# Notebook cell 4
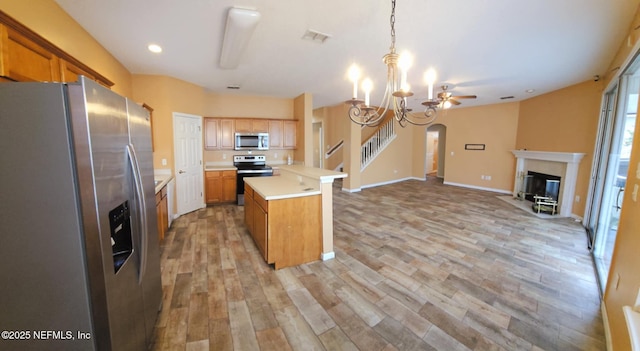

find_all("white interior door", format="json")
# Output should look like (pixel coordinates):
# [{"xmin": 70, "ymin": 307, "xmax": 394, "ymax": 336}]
[{"xmin": 173, "ymin": 112, "xmax": 204, "ymax": 216}]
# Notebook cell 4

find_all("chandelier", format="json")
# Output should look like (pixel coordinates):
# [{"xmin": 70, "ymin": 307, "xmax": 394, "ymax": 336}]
[{"xmin": 345, "ymin": 0, "xmax": 443, "ymax": 127}]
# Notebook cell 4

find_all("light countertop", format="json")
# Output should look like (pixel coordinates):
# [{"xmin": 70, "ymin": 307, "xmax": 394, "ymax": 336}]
[
  {"xmin": 276, "ymin": 165, "xmax": 347, "ymax": 182},
  {"xmin": 244, "ymin": 176, "xmax": 321, "ymax": 201},
  {"xmin": 154, "ymin": 174, "xmax": 173, "ymax": 194}
]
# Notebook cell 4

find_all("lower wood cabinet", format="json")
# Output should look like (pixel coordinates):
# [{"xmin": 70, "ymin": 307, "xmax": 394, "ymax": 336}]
[
  {"xmin": 155, "ymin": 185, "xmax": 168, "ymax": 242},
  {"xmin": 244, "ymin": 183, "xmax": 321, "ymax": 269},
  {"xmin": 205, "ymin": 170, "xmax": 237, "ymax": 204}
]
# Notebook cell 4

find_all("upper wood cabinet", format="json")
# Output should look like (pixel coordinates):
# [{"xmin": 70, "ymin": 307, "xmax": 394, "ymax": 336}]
[
  {"xmin": 220, "ymin": 119, "xmax": 235, "ymax": 149},
  {"xmin": 0, "ymin": 11, "xmax": 113, "ymax": 87},
  {"xmin": 143, "ymin": 104, "xmax": 155, "ymax": 151},
  {"xmin": 235, "ymin": 119, "xmax": 269, "ymax": 133},
  {"xmin": 283, "ymin": 120, "xmax": 297, "ymax": 149},
  {"xmin": 204, "ymin": 118, "xmax": 219, "ymax": 150},
  {"xmin": 204, "ymin": 118, "xmax": 235, "ymax": 150},
  {"xmin": 268, "ymin": 120, "xmax": 283, "ymax": 148},
  {"xmin": 203, "ymin": 117, "xmax": 297, "ymax": 150},
  {"xmin": 1, "ymin": 25, "xmax": 61, "ymax": 82}
]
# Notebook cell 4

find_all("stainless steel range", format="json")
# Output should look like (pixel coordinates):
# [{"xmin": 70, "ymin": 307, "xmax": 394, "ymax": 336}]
[{"xmin": 234, "ymin": 155, "xmax": 273, "ymax": 205}]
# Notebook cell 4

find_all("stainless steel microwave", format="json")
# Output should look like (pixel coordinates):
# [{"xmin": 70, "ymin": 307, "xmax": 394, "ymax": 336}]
[{"xmin": 235, "ymin": 132, "xmax": 269, "ymax": 150}]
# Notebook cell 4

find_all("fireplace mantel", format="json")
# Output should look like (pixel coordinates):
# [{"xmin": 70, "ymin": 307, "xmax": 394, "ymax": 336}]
[
  {"xmin": 511, "ymin": 150, "xmax": 585, "ymax": 164},
  {"xmin": 511, "ymin": 150, "xmax": 586, "ymax": 217}
]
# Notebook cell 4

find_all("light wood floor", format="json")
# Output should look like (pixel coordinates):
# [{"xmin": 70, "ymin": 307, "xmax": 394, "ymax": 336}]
[{"xmin": 151, "ymin": 177, "xmax": 604, "ymax": 351}]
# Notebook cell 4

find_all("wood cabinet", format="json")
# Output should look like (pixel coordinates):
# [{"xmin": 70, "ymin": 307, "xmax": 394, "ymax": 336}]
[
  {"xmin": 204, "ymin": 118, "xmax": 219, "ymax": 150},
  {"xmin": 143, "ymin": 104, "xmax": 155, "ymax": 151},
  {"xmin": 244, "ymin": 183, "xmax": 321, "ymax": 269},
  {"xmin": 204, "ymin": 118, "xmax": 235, "ymax": 150},
  {"xmin": 235, "ymin": 119, "xmax": 269, "ymax": 133},
  {"xmin": 203, "ymin": 117, "xmax": 297, "ymax": 150},
  {"xmin": 155, "ymin": 185, "xmax": 168, "ymax": 242},
  {"xmin": 268, "ymin": 120, "xmax": 283, "ymax": 149},
  {"xmin": 0, "ymin": 11, "xmax": 113, "ymax": 87},
  {"xmin": 244, "ymin": 183, "xmax": 254, "ymax": 235},
  {"xmin": 205, "ymin": 170, "xmax": 237, "ymax": 204},
  {"xmin": 220, "ymin": 119, "xmax": 235, "ymax": 149},
  {"xmin": 283, "ymin": 120, "xmax": 297, "ymax": 149}
]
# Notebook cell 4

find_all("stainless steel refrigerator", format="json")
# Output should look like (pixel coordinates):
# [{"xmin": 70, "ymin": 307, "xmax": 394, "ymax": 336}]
[{"xmin": 0, "ymin": 77, "xmax": 162, "ymax": 351}]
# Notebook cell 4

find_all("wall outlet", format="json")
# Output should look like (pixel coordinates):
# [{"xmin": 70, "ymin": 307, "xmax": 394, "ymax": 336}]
[
  {"xmin": 161, "ymin": 158, "xmax": 167, "ymax": 166},
  {"xmin": 481, "ymin": 175, "xmax": 485, "ymax": 180},
  {"xmin": 223, "ymin": 154, "xmax": 227, "ymax": 160},
  {"xmin": 274, "ymin": 153, "xmax": 278, "ymax": 158},
  {"xmin": 575, "ymin": 195, "xmax": 580, "ymax": 203},
  {"xmin": 486, "ymin": 175, "xmax": 491, "ymax": 180}
]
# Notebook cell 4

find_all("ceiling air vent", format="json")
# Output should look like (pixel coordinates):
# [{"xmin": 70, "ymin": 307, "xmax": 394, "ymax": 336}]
[
  {"xmin": 227, "ymin": 85, "xmax": 240, "ymax": 90},
  {"xmin": 302, "ymin": 29, "xmax": 331, "ymax": 43},
  {"xmin": 500, "ymin": 96, "xmax": 515, "ymax": 100}
]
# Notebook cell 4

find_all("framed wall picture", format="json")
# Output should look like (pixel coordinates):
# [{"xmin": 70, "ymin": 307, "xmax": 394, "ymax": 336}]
[{"xmin": 465, "ymin": 143, "xmax": 485, "ymax": 150}]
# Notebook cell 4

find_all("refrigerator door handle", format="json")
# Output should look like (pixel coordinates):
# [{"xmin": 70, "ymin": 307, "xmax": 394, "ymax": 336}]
[{"xmin": 126, "ymin": 144, "xmax": 148, "ymax": 284}]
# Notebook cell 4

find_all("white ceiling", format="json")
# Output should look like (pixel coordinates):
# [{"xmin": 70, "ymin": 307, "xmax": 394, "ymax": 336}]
[{"xmin": 55, "ymin": 0, "xmax": 639, "ymax": 111}]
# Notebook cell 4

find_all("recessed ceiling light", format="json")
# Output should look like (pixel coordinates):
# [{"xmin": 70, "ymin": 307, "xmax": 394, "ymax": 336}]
[
  {"xmin": 525, "ymin": 89, "xmax": 535, "ymax": 93},
  {"xmin": 148, "ymin": 44, "xmax": 162, "ymax": 53}
]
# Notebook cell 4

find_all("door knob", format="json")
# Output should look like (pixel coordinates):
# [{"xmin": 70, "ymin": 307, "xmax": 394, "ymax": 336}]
[{"xmin": 178, "ymin": 170, "xmax": 186, "ymax": 174}]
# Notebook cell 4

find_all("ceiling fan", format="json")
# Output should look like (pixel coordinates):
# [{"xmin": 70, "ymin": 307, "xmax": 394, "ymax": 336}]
[{"xmin": 436, "ymin": 85, "xmax": 477, "ymax": 107}]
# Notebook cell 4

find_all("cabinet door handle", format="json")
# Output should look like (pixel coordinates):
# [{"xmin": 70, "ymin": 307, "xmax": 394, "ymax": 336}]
[{"xmin": 178, "ymin": 170, "xmax": 186, "ymax": 174}]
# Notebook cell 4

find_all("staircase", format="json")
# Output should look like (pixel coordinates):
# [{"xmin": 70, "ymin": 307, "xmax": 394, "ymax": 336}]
[{"xmin": 361, "ymin": 118, "xmax": 396, "ymax": 170}]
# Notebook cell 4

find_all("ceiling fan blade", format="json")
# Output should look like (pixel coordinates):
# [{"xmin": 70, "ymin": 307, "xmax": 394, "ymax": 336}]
[
  {"xmin": 438, "ymin": 92, "xmax": 452, "ymax": 99},
  {"xmin": 449, "ymin": 99, "xmax": 461, "ymax": 105},
  {"xmin": 453, "ymin": 95, "xmax": 477, "ymax": 99}
]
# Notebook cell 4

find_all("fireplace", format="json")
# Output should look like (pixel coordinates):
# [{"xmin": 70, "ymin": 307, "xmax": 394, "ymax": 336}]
[
  {"xmin": 522, "ymin": 171, "xmax": 561, "ymax": 202},
  {"xmin": 511, "ymin": 150, "xmax": 586, "ymax": 217}
]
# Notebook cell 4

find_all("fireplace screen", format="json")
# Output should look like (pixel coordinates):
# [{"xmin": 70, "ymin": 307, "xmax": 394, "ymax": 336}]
[{"xmin": 522, "ymin": 171, "xmax": 561, "ymax": 202}]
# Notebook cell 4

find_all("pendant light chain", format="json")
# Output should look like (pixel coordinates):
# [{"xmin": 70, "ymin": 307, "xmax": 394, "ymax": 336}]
[
  {"xmin": 345, "ymin": 0, "xmax": 441, "ymax": 127},
  {"xmin": 390, "ymin": 0, "xmax": 396, "ymax": 53}
]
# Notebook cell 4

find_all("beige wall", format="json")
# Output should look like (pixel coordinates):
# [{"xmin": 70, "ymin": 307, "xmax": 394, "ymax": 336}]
[
  {"xmin": 516, "ymin": 81, "xmax": 602, "ymax": 217},
  {"xmin": 440, "ymin": 103, "xmax": 520, "ymax": 192},
  {"xmin": 313, "ymin": 104, "xmax": 349, "ymax": 171},
  {"xmin": 131, "ymin": 75, "xmax": 206, "ymax": 170},
  {"xmin": 0, "ymin": 0, "xmax": 133, "ymax": 97},
  {"xmin": 294, "ymin": 93, "xmax": 312, "ymax": 165},
  {"xmin": 204, "ymin": 94, "xmax": 293, "ymax": 118},
  {"xmin": 361, "ymin": 122, "xmax": 416, "ymax": 185}
]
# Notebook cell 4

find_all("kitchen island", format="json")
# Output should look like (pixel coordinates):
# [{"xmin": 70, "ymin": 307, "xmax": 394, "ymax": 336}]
[{"xmin": 244, "ymin": 165, "xmax": 347, "ymax": 269}]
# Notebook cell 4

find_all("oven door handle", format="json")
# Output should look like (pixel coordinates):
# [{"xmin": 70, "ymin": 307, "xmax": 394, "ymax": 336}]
[{"xmin": 237, "ymin": 169, "xmax": 272, "ymax": 174}]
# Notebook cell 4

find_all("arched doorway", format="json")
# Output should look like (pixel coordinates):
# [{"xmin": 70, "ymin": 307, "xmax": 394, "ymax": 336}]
[{"xmin": 426, "ymin": 124, "xmax": 446, "ymax": 178}]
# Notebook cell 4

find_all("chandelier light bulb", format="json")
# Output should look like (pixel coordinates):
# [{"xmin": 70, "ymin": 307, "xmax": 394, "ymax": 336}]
[
  {"xmin": 398, "ymin": 52, "xmax": 412, "ymax": 92},
  {"xmin": 362, "ymin": 78, "xmax": 373, "ymax": 106},
  {"xmin": 344, "ymin": 0, "xmax": 449, "ymax": 127},
  {"xmin": 348, "ymin": 65, "xmax": 361, "ymax": 99},
  {"xmin": 424, "ymin": 68, "xmax": 436, "ymax": 100}
]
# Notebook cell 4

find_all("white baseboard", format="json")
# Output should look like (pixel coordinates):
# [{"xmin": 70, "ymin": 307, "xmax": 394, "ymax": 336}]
[
  {"xmin": 321, "ymin": 252, "xmax": 335, "ymax": 261},
  {"xmin": 602, "ymin": 301, "xmax": 613, "ymax": 351},
  {"xmin": 341, "ymin": 187, "xmax": 362, "ymax": 193},
  {"xmin": 443, "ymin": 181, "xmax": 512, "ymax": 195},
  {"xmin": 361, "ymin": 176, "xmax": 425, "ymax": 189}
]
